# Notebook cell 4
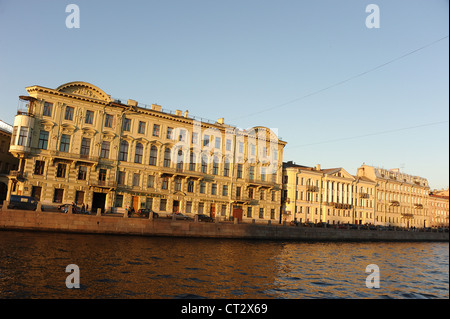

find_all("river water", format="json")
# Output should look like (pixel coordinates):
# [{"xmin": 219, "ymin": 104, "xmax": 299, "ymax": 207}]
[{"xmin": 0, "ymin": 230, "xmax": 448, "ymax": 299}]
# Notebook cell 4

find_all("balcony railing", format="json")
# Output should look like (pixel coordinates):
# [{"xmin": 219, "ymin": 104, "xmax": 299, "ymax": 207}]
[
  {"xmin": 306, "ymin": 185, "xmax": 319, "ymax": 192},
  {"xmin": 359, "ymin": 192, "xmax": 369, "ymax": 198},
  {"xmin": 389, "ymin": 200, "xmax": 400, "ymax": 207},
  {"xmin": 9, "ymin": 170, "xmax": 24, "ymax": 181}
]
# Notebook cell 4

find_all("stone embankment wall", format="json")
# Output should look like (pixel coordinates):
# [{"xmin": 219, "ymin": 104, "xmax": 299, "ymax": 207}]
[{"xmin": 0, "ymin": 209, "xmax": 448, "ymax": 242}]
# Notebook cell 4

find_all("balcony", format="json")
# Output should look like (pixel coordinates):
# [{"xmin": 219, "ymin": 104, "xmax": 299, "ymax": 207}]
[
  {"xmin": 9, "ymin": 170, "xmax": 25, "ymax": 181},
  {"xmin": 389, "ymin": 200, "xmax": 400, "ymax": 207},
  {"xmin": 359, "ymin": 192, "xmax": 369, "ymax": 198},
  {"xmin": 50, "ymin": 150, "xmax": 99, "ymax": 164},
  {"xmin": 401, "ymin": 213, "xmax": 414, "ymax": 219},
  {"xmin": 91, "ymin": 180, "xmax": 117, "ymax": 190},
  {"xmin": 306, "ymin": 185, "xmax": 319, "ymax": 192},
  {"xmin": 414, "ymin": 203, "xmax": 424, "ymax": 209}
]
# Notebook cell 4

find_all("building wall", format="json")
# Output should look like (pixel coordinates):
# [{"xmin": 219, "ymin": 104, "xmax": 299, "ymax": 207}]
[
  {"xmin": 428, "ymin": 194, "xmax": 449, "ymax": 228},
  {"xmin": 281, "ymin": 163, "xmax": 376, "ymax": 225},
  {"xmin": 7, "ymin": 82, "xmax": 286, "ymax": 223},
  {"xmin": 356, "ymin": 165, "xmax": 430, "ymax": 228}
]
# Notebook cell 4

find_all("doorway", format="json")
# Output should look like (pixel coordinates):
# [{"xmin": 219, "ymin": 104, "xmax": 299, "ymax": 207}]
[
  {"xmin": 131, "ymin": 196, "xmax": 139, "ymax": 213},
  {"xmin": 233, "ymin": 205, "xmax": 243, "ymax": 221},
  {"xmin": 173, "ymin": 200, "xmax": 180, "ymax": 213},
  {"xmin": 92, "ymin": 192, "xmax": 106, "ymax": 214}
]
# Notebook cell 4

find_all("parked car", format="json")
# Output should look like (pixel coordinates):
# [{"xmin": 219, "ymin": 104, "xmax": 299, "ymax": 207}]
[
  {"xmin": 136, "ymin": 208, "xmax": 158, "ymax": 218},
  {"xmin": 7, "ymin": 195, "xmax": 38, "ymax": 211},
  {"xmin": 195, "ymin": 214, "xmax": 213, "ymax": 222},
  {"xmin": 167, "ymin": 212, "xmax": 193, "ymax": 220}
]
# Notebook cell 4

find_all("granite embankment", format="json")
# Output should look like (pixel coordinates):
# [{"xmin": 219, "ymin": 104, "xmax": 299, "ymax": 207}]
[{"xmin": 0, "ymin": 209, "xmax": 448, "ymax": 242}]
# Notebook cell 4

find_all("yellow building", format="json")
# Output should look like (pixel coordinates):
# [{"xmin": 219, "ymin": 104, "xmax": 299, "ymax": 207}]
[
  {"xmin": 281, "ymin": 162, "xmax": 376, "ymax": 225},
  {"xmin": 7, "ymin": 81, "xmax": 286, "ymax": 222},
  {"xmin": 428, "ymin": 190, "xmax": 449, "ymax": 228},
  {"xmin": 356, "ymin": 165, "xmax": 430, "ymax": 228},
  {"xmin": 0, "ymin": 120, "xmax": 19, "ymax": 202}
]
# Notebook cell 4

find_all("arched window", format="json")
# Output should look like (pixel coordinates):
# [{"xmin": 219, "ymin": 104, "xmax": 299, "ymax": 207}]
[
  {"xmin": 134, "ymin": 143, "xmax": 143, "ymax": 163},
  {"xmin": 119, "ymin": 140, "xmax": 129, "ymax": 161},
  {"xmin": 149, "ymin": 145, "xmax": 157, "ymax": 166},
  {"xmin": 164, "ymin": 148, "xmax": 171, "ymax": 167},
  {"xmin": 189, "ymin": 151, "xmax": 196, "ymax": 171}
]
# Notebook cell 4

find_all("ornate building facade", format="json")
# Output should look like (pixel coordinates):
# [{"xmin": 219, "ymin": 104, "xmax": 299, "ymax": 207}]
[
  {"xmin": 281, "ymin": 162, "xmax": 376, "ymax": 225},
  {"xmin": 7, "ymin": 81, "xmax": 286, "ymax": 222},
  {"xmin": 356, "ymin": 165, "xmax": 430, "ymax": 228}
]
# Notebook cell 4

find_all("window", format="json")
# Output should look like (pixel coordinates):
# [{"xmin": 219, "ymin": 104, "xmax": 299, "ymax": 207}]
[
  {"xmin": 147, "ymin": 175, "xmax": 155, "ymax": 188},
  {"xmin": 212, "ymin": 157, "xmax": 219, "ymax": 175},
  {"xmin": 152, "ymin": 124, "xmax": 160, "ymax": 137},
  {"xmin": 98, "ymin": 169, "xmax": 107, "ymax": 182},
  {"xmin": 247, "ymin": 207, "xmax": 252, "ymax": 218},
  {"xmin": 160, "ymin": 199, "xmax": 167, "ymax": 211},
  {"xmin": 261, "ymin": 167, "xmax": 266, "ymax": 181},
  {"xmin": 134, "ymin": 143, "xmax": 143, "ymax": 163},
  {"xmin": 237, "ymin": 164, "xmax": 243, "ymax": 179},
  {"xmin": 56, "ymin": 163, "xmax": 66, "ymax": 178},
  {"xmin": 249, "ymin": 166, "xmax": 255, "ymax": 180},
  {"xmin": 100, "ymin": 141, "xmax": 110, "ymax": 159},
  {"xmin": 78, "ymin": 166, "xmax": 87, "ymax": 180},
  {"xmin": 163, "ymin": 148, "xmax": 171, "ymax": 167},
  {"xmin": 43, "ymin": 102, "xmax": 52, "ymax": 117},
  {"xmin": 226, "ymin": 139, "xmax": 232, "ymax": 151},
  {"xmin": 201, "ymin": 155, "xmax": 208, "ymax": 173},
  {"xmin": 149, "ymin": 146, "xmax": 157, "ymax": 166},
  {"xmin": 189, "ymin": 152, "xmax": 196, "ymax": 171},
  {"xmin": 211, "ymin": 183, "xmax": 217, "ymax": 195},
  {"xmin": 65, "ymin": 106, "xmax": 74, "ymax": 121},
  {"xmin": 132, "ymin": 173, "xmax": 140, "ymax": 187},
  {"xmin": 192, "ymin": 132, "xmax": 199, "ymax": 145},
  {"xmin": 203, "ymin": 135, "xmax": 210, "ymax": 147},
  {"xmin": 214, "ymin": 136, "xmax": 221, "ymax": 149},
  {"xmin": 270, "ymin": 209, "xmax": 275, "ymax": 219},
  {"xmin": 223, "ymin": 159, "xmax": 230, "ymax": 177},
  {"xmin": 85, "ymin": 110, "xmax": 94, "ymax": 124},
  {"xmin": 200, "ymin": 182, "xmax": 206, "ymax": 194},
  {"xmin": 119, "ymin": 140, "xmax": 129, "ymax": 161},
  {"xmin": 178, "ymin": 129, "xmax": 186, "ymax": 142},
  {"xmin": 238, "ymin": 142, "xmax": 244, "ymax": 153},
  {"xmin": 222, "ymin": 185, "xmax": 228, "ymax": 196},
  {"xmin": 53, "ymin": 189, "xmax": 64, "ymax": 203},
  {"xmin": 105, "ymin": 114, "xmax": 113, "ymax": 128},
  {"xmin": 175, "ymin": 177, "xmax": 182, "ymax": 191},
  {"xmin": 38, "ymin": 131, "xmax": 49, "ymax": 150},
  {"xmin": 118, "ymin": 171, "xmax": 125, "ymax": 185},
  {"xmin": 162, "ymin": 177, "xmax": 169, "ymax": 190},
  {"xmin": 59, "ymin": 134, "xmax": 70, "ymax": 152},
  {"xmin": 166, "ymin": 127, "xmax": 173, "ymax": 139},
  {"xmin": 34, "ymin": 160, "xmax": 45, "ymax": 175},
  {"xmin": 198, "ymin": 202, "xmax": 204, "ymax": 214},
  {"xmin": 138, "ymin": 121, "xmax": 146, "ymax": 134},
  {"xmin": 236, "ymin": 186, "xmax": 241, "ymax": 199},
  {"xmin": 10, "ymin": 127, "xmax": 17, "ymax": 146},
  {"xmin": 123, "ymin": 118, "xmax": 131, "ymax": 132},
  {"xmin": 80, "ymin": 138, "xmax": 91, "ymax": 157},
  {"xmin": 186, "ymin": 201, "xmax": 192, "ymax": 214},
  {"xmin": 259, "ymin": 208, "xmax": 264, "ymax": 219},
  {"xmin": 248, "ymin": 188, "xmax": 254, "ymax": 199},
  {"xmin": 18, "ymin": 127, "xmax": 29, "ymax": 146},
  {"xmin": 260, "ymin": 189, "xmax": 265, "ymax": 200},
  {"xmin": 187, "ymin": 180, "xmax": 194, "ymax": 193},
  {"xmin": 221, "ymin": 205, "xmax": 227, "ymax": 216}
]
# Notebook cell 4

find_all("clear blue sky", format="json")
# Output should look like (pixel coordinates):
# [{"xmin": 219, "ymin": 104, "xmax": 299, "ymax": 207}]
[{"xmin": 0, "ymin": 0, "xmax": 448, "ymax": 189}]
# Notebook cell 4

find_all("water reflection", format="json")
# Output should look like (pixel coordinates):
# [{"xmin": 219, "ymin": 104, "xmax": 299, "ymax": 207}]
[{"xmin": 0, "ymin": 231, "xmax": 448, "ymax": 299}]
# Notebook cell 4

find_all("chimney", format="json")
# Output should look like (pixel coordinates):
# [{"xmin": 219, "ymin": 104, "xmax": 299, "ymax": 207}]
[
  {"xmin": 184, "ymin": 110, "xmax": 189, "ymax": 118},
  {"xmin": 127, "ymin": 99, "xmax": 138, "ymax": 107},
  {"xmin": 316, "ymin": 164, "xmax": 321, "ymax": 171},
  {"xmin": 175, "ymin": 110, "xmax": 182, "ymax": 116},
  {"xmin": 151, "ymin": 104, "xmax": 161, "ymax": 112},
  {"xmin": 217, "ymin": 118, "xmax": 225, "ymax": 124}
]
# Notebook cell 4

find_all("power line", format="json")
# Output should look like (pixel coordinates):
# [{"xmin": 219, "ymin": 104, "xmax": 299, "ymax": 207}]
[
  {"xmin": 231, "ymin": 35, "xmax": 449, "ymax": 121},
  {"xmin": 287, "ymin": 120, "xmax": 449, "ymax": 149}
]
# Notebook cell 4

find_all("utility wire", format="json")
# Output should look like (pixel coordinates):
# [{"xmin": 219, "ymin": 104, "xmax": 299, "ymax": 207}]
[
  {"xmin": 288, "ymin": 120, "xmax": 449, "ymax": 149},
  {"xmin": 231, "ymin": 35, "xmax": 449, "ymax": 121}
]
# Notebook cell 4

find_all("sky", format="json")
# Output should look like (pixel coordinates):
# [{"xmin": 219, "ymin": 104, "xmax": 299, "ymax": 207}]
[{"xmin": 0, "ymin": 0, "xmax": 448, "ymax": 189}]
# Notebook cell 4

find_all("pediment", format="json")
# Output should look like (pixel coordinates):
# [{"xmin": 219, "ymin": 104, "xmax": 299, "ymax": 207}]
[{"xmin": 56, "ymin": 81, "xmax": 110, "ymax": 102}]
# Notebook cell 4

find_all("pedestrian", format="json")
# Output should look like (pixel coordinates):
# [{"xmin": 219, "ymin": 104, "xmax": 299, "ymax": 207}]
[{"xmin": 81, "ymin": 203, "xmax": 85, "ymax": 214}]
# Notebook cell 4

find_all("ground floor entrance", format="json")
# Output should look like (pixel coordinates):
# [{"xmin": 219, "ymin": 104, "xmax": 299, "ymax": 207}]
[
  {"xmin": 92, "ymin": 192, "xmax": 106, "ymax": 214},
  {"xmin": 232, "ymin": 205, "xmax": 243, "ymax": 221}
]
